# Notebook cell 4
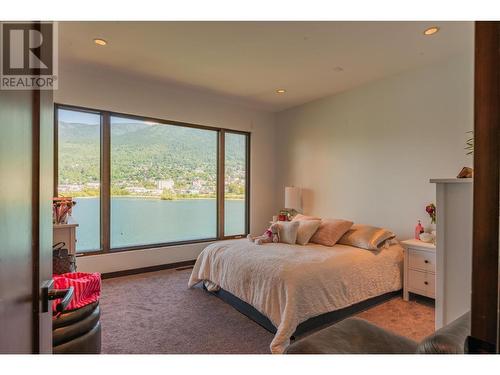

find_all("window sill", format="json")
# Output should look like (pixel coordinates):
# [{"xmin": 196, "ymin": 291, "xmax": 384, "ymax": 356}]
[{"xmin": 75, "ymin": 235, "xmax": 247, "ymax": 257}]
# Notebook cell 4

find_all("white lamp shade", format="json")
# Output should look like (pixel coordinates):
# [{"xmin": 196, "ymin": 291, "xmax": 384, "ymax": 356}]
[{"xmin": 285, "ymin": 186, "xmax": 302, "ymax": 211}]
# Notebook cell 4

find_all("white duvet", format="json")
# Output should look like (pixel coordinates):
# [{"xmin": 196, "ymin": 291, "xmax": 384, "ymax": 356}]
[{"xmin": 188, "ymin": 239, "xmax": 403, "ymax": 354}]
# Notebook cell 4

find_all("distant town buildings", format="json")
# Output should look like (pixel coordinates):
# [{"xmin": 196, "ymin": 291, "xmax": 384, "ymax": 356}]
[
  {"xmin": 125, "ymin": 186, "xmax": 149, "ymax": 194},
  {"xmin": 59, "ymin": 173, "xmax": 243, "ymax": 198},
  {"xmin": 157, "ymin": 179, "xmax": 174, "ymax": 190},
  {"xmin": 58, "ymin": 184, "xmax": 84, "ymax": 192}
]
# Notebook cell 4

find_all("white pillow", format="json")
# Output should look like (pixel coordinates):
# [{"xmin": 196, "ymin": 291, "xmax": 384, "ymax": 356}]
[
  {"xmin": 296, "ymin": 219, "xmax": 321, "ymax": 245},
  {"xmin": 277, "ymin": 221, "xmax": 300, "ymax": 244}
]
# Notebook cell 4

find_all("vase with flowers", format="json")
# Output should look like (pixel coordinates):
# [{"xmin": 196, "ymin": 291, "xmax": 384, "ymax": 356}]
[
  {"xmin": 53, "ymin": 197, "xmax": 76, "ymax": 224},
  {"xmin": 426, "ymin": 203, "xmax": 436, "ymax": 225},
  {"xmin": 425, "ymin": 203, "xmax": 437, "ymax": 244}
]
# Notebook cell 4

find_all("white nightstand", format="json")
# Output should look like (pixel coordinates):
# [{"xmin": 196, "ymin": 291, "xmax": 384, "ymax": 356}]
[{"xmin": 401, "ymin": 239, "xmax": 436, "ymax": 301}]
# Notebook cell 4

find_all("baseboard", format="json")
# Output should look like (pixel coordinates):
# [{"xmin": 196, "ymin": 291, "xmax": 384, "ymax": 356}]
[{"xmin": 101, "ymin": 259, "xmax": 196, "ymax": 279}]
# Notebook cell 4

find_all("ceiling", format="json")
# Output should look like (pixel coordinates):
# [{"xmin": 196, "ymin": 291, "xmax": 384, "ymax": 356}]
[{"xmin": 58, "ymin": 21, "xmax": 473, "ymax": 112}]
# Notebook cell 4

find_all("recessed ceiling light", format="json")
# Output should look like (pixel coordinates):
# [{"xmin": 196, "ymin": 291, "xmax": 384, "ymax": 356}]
[
  {"xmin": 423, "ymin": 27, "xmax": 439, "ymax": 36},
  {"xmin": 93, "ymin": 38, "xmax": 107, "ymax": 46},
  {"xmin": 276, "ymin": 89, "xmax": 286, "ymax": 94}
]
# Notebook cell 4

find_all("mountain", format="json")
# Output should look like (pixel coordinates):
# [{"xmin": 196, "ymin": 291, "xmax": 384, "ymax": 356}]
[{"xmin": 58, "ymin": 121, "xmax": 246, "ymax": 192}]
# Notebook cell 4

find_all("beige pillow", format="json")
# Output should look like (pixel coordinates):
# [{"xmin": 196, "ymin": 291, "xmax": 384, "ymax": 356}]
[
  {"xmin": 310, "ymin": 219, "xmax": 354, "ymax": 247},
  {"xmin": 338, "ymin": 224, "xmax": 396, "ymax": 250},
  {"xmin": 277, "ymin": 221, "xmax": 300, "ymax": 244},
  {"xmin": 296, "ymin": 220, "xmax": 321, "ymax": 245}
]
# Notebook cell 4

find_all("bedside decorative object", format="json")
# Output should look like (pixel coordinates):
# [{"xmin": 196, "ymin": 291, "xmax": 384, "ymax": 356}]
[
  {"xmin": 414, "ymin": 220, "xmax": 424, "ymax": 240},
  {"xmin": 425, "ymin": 203, "xmax": 436, "ymax": 224},
  {"xmin": 247, "ymin": 222, "xmax": 280, "ymax": 245},
  {"xmin": 419, "ymin": 232, "xmax": 434, "ymax": 243},
  {"xmin": 457, "ymin": 131, "xmax": 474, "ymax": 179},
  {"xmin": 278, "ymin": 211, "xmax": 289, "ymax": 221},
  {"xmin": 402, "ymin": 239, "xmax": 436, "ymax": 301},
  {"xmin": 456, "ymin": 167, "xmax": 473, "ymax": 179},
  {"xmin": 465, "ymin": 130, "xmax": 473, "ymax": 155}
]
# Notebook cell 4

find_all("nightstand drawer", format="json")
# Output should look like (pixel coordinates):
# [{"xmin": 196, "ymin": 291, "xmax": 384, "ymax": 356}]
[
  {"xmin": 407, "ymin": 269, "xmax": 435, "ymax": 298},
  {"xmin": 408, "ymin": 249, "xmax": 435, "ymax": 273},
  {"xmin": 426, "ymin": 274, "xmax": 435, "ymax": 298}
]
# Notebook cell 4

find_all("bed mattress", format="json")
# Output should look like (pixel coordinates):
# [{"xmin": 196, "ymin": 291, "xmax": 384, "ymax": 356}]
[{"xmin": 188, "ymin": 239, "xmax": 403, "ymax": 353}]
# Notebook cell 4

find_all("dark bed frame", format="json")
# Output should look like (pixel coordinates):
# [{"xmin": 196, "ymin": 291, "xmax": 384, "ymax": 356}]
[{"xmin": 203, "ymin": 284, "xmax": 402, "ymax": 338}]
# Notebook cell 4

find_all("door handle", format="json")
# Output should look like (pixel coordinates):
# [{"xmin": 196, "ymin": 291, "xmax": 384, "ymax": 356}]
[
  {"xmin": 41, "ymin": 280, "xmax": 75, "ymax": 313},
  {"xmin": 50, "ymin": 287, "xmax": 74, "ymax": 313}
]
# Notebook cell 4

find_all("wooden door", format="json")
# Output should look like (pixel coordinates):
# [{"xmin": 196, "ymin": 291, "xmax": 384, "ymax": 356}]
[
  {"xmin": 0, "ymin": 87, "xmax": 53, "ymax": 353},
  {"xmin": 469, "ymin": 21, "xmax": 500, "ymax": 353}
]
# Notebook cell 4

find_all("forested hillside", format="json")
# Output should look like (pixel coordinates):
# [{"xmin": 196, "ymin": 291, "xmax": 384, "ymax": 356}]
[{"xmin": 58, "ymin": 121, "xmax": 246, "ymax": 198}]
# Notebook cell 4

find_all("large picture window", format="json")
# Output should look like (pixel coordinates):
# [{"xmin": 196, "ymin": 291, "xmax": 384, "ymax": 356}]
[
  {"xmin": 57, "ymin": 108, "xmax": 101, "ymax": 252},
  {"xmin": 55, "ymin": 105, "xmax": 249, "ymax": 254},
  {"xmin": 224, "ymin": 132, "xmax": 248, "ymax": 237},
  {"xmin": 110, "ymin": 115, "xmax": 218, "ymax": 247}
]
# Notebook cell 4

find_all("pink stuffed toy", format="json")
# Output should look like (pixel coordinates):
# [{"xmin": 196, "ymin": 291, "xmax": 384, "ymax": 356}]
[{"xmin": 247, "ymin": 223, "xmax": 280, "ymax": 245}]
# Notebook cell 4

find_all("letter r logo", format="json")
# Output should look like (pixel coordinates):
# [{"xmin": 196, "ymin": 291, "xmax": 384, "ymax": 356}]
[
  {"xmin": 2, "ymin": 23, "xmax": 53, "ymax": 75},
  {"xmin": 9, "ymin": 29, "xmax": 48, "ymax": 69}
]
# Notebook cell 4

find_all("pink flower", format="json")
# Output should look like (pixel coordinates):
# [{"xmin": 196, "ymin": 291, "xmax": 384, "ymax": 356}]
[{"xmin": 425, "ymin": 203, "xmax": 436, "ymax": 224}]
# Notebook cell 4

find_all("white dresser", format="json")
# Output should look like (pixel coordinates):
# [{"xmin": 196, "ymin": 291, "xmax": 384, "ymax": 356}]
[
  {"xmin": 402, "ymin": 239, "xmax": 436, "ymax": 301},
  {"xmin": 53, "ymin": 218, "xmax": 79, "ymax": 255},
  {"xmin": 431, "ymin": 178, "xmax": 473, "ymax": 329}
]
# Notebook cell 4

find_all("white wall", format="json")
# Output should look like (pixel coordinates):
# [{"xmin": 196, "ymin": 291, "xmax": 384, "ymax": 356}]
[
  {"xmin": 57, "ymin": 51, "xmax": 474, "ymax": 272},
  {"xmin": 55, "ymin": 62, "xmax": 279, "ymax": 273},
  {"xmin": 276, "ymin": 53, "xmax": 474, "ymax": 239}
]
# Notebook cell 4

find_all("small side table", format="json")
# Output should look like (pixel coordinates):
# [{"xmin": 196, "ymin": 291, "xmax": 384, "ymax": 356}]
[
  {"xmin": 401, "ymin": 239, "xmax": 436, "ymax": 301},
  {"xmin": 53, "ymin": 217, "xmax": 79, "ymax": 255}
]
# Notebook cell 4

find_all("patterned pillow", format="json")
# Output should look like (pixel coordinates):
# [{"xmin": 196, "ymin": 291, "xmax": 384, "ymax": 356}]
[
  {"xmin": 277, "ymin": 221, "xmax": 300, "ymax": 244},
  {"xmin": 310, "ymin": 219, "xmax": 354, "ymax": 247}
]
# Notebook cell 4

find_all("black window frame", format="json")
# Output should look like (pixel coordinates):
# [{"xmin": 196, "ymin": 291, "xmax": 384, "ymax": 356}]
[{"xmin": 54, "ymin": 103, "xmax": 250, "ymax": 256}]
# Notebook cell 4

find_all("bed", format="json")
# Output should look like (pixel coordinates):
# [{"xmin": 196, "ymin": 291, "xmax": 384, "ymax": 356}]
[{"xmin": 188, "ymin": 238, "xmax": 404, "ymax": 354}]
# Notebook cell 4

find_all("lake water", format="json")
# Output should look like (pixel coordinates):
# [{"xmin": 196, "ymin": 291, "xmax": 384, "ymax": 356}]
[{"xmin": 71, "ymin": 197, "xmax": 245, "ymax": 252}]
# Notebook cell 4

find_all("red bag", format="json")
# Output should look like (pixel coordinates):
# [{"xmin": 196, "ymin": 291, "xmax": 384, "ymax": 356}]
[{"xmin": 52, "ymin": 272, "xmax": 101, "ymax": 313}]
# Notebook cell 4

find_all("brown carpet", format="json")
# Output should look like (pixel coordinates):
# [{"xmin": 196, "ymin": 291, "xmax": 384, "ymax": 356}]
[{"xmin": 100, "ymin": 268, "xmax": 434, "ymax": 354}]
